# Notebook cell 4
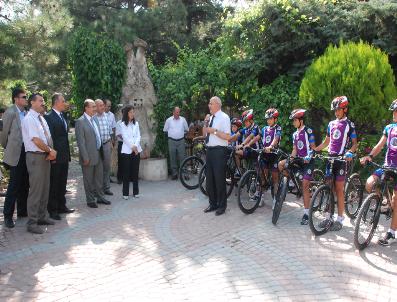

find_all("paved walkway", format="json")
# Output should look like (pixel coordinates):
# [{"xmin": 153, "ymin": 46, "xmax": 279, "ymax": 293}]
[{"xmin": 0, "ymin": 160, "xmax": 396, "ymax": 301}]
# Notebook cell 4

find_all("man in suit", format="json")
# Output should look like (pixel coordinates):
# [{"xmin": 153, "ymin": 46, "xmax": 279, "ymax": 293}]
[
  {"xmin": 0, "ymin": 88, "xmax": 29, "ymax": 228},
  {"xmin": 75, "ymin": 99, "xmax": 111, "ymax": 208},
  {"xmin": 44, "ymin": 93, "xmax": 74, "ymax": 220}
]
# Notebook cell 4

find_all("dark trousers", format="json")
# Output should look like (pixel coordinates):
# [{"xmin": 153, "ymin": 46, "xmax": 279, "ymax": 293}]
[
  {"xmin": 3, "ymin": 147, "xmax": 29, "ymax": 218},
  {"xmin": 48, "ymin": 162, "xmax": 69, "ymax": 214},
  {"xmin": 121, "ymin": 152, "xmax": 140, "ymax": 196},
  {"xmin": 117, "ymin": 141, "xmax": 122, "ymax": 181},
  {"xmin": 205, "ymin": 147, "xmax": 227, "ymax": 210}
]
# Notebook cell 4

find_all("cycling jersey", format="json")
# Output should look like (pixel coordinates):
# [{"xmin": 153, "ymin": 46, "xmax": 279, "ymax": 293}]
[
  {"xmin": 327, "ymin": 117, "xmax": 357, "ymax": 156},
  {"xmin": 240, "ymin": 123, "xmax": 261, "ymax": 149},
  {"xmin": 230, "ymin": 130, "xmax": 243, "ymax": 147},
  {"xmin": 383, "ymin": 123, "xmax": 397, "ymax": 167},
  {"xmin": 261, "ymin": 124, "xmax": 282, "ymax": 148},
  {"xmin": 292, "ymin": 126, "xmax": 315, "ymax": 158}
]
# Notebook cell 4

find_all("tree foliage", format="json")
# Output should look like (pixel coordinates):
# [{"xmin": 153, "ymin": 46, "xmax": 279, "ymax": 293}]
[
  {"xmin": 68, "ymin": 28, "xmax": 126, "ymax": 114},
  {"xmin": 299, "ymin": 41, "xmax": 397, "ymax": 133}
]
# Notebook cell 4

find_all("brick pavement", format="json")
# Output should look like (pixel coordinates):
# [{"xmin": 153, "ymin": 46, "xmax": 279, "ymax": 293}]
[{"xmin": 0, "ymin": 159, "xmax": 396, "ymax": 301}]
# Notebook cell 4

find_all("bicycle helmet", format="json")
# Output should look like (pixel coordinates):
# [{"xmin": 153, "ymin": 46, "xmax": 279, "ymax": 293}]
[
  {"xmin": 289, "ymin": 109, "xmax": 306, "ymax": 120},
  {"xmin": 231, "ymin": 117, "xmax": 242, "ymax": 128},
  {"xmin": 265, "ymin": 108, "xmax": 279, "ymax": 119},
  {"xmin": 331, "ymin": 96, "xmax": 349, "ymax": 110},
  {"xmin": 389, "ymin": 99, "xmax": 397, "ymax": 111},
  {"xmin": 241, "ymin": 109, "xmax": 254, "ymax": 122}
]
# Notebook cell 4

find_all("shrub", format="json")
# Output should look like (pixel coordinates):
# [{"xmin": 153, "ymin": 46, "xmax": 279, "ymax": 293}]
[{"xmin": 299, "ymin": 40, "xmax": 397, "ymax": 135}]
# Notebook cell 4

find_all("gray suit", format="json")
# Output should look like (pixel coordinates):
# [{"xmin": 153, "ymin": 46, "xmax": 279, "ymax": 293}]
[
  {"xmin": 1, "ymin": 105, "xmax": 23, "ymax": 166},
  {"xmin": 75, "ymin": 115, "xmax": 105, "ymax": 204}
]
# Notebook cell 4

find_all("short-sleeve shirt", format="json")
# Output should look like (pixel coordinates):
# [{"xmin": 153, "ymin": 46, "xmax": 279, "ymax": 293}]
[
  {"xmin": 22, "ymin": 109, "xmax": 52, "ymax": 152},
  {"xmin": 327, "ymin": 117, "xmax": 357, "ymax": 156},
  {"xmin": 163, "ymin": 116, "xmax": 189, "ymax": 140},
  {"xmin": 240, "ymin": 123, "xmax": 261, "ymax": 149},
  {"xmin": 261, "ymin": 124, "xmax": 282, "ymax": 148},
  {"xmin": 206, "ymin": 110, "xmax": 231, "ymax": 147},
  {"xmin": 293, "ymin": 126, "xmax": 315, "ymax": 158},
  {"xmin": 230, "ymin": 130, "xmax": 242, "ymax": 147},
  {"xmin": 383, "ymin": 123, "xmax": 397, "ymax": 167}
]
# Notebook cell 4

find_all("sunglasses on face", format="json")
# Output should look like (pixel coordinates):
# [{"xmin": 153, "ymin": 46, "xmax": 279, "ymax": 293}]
[{"xmin": 20, "ymin": 95, "xmax": 27, "ymax": 99}]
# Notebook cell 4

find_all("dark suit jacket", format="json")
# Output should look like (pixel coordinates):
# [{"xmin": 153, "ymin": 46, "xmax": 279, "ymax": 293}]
[{"xmin": 44, "ymin": 109, "xmax": 71, "ymax": 163}]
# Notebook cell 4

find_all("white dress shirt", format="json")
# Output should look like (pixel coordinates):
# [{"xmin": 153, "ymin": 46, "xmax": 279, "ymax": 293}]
[
  {"xmin": 22, "ymin": 109, "xmax": 52, "ymax": 152},
  {"xmin": 163, "ymin": 116, "xmax": 188, "ymax": 140},
  {"xmin": 121, "ymin": 121, "xmax": 142, "ymax": 154},
  {"xmin": 207, "ymin": 110, "xmax": 231, "ymax": 147}
]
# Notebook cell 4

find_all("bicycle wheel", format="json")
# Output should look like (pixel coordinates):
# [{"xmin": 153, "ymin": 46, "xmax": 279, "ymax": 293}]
[
  {"xmin": 308, "ymin": 184, "xmax": 335, "ymax": 236},
  {"xmin": 345, "ymin": 173, "xmax": 364, "ymax": 219},
  {"xmin": 272, "ymin": 176, "xmax": 288, "ymax": 225},
  {"xmin": 310, "ymin": 169, "xmax": 325, "ymax": 194},
  {"xmin": 237, "ymin": 170, "xmax": 261, "ymax": 214},
  {"xmin": 179, "ymin": 156, "xmax": 204, "ymax": 190},
  {"xmin": 354, "ymin": 193, "xmax": 381, "ymax": 250},
  {"xmin": 198, "ymin": 163, "xmax": 207, "ymax": 195}
]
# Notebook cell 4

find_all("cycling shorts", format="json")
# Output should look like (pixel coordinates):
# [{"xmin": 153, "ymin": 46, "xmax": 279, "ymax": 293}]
[{"xmin": 325, "ymin": 159, "xmax": 346, "ymax": 182}]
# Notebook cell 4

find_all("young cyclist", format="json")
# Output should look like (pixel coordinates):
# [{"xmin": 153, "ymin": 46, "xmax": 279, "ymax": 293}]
[
  {"xmin": 314, "ymin": 96, "xmax": 358, "ymax": 231},
  {"xmin": 278, "ymin": 109, "xmax": 316, "ymax": 225},
  {"xmin": 229, "ymin": 118, "xmax": 243, "ymax": 147},
  {"xmin": 257, "ymin": 108, "xmax": 282, "ymax": 207},
  {"xmin": 360, "ymin": 99, "xmax": 397, "ymax": 246},
  {"xmin": 233, "ymin": 109, "xmax": 261, "ymax": 176}
]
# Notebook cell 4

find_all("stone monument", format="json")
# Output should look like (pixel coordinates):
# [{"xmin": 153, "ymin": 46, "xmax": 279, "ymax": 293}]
[{"xmin": 120, "ymin": 38, "xmax": 157, "ymax": 158}]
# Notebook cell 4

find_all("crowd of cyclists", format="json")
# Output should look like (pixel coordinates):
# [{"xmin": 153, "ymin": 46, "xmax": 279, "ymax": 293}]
[{"xmin": 205, "ymin": 96, "xmax": 396, "ymax": 247}]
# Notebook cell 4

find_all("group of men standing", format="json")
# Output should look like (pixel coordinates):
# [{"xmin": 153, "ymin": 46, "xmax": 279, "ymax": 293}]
[{"xmin": 1, "ymin": 88, "xmax": 117, "ymax": 234}]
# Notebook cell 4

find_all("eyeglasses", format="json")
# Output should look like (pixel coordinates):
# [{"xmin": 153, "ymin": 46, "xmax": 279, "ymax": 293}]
[{"xmin": 20, "ymin": 95, "xmax": 27, "ymax": 99}]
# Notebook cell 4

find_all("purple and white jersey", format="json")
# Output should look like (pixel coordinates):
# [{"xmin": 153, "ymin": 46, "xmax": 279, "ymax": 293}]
[
  {"xmin": 327, "ymin": 117, "xmax": 357, "ymax": 156},
  {"xmin": 240, "ymin": 123, "xmax": 261, "ymax": 149},
  {"xmin": 261, "ymin": 125, "xmax": 282, "ymax": 148},
  {"xmin": 293, "ymin": 126, "xmax": 315, "ymax": 158},
  {"xmin": 383, "ymin": 123, "xmax": 397, "ymax": 167}
]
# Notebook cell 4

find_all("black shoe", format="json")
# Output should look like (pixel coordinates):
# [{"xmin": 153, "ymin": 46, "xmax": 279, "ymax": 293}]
[
  {"xmin": 97, "ymin": 199, "xmax": 111, "ymax": 205},
  {"xmin": 204, "ymin": 206, "xmax": 218, "ymax": 213},
  {"xmin": 59, "ymin": 207, "xmax": 75, "ymax": 214},
  {"xmin": 37, "ymin": 218, "xmax": 55, "ymax": 225},
  {"xmin": 300, "ymin": 214, "xmax": 309, "ymax": 225},
  {"xmin": 49, "ymin": 213, "xmax": 62, "ymax": 221},
  {"xmin": 4, "ymin": 217, "xmax": 15, "ymax": 228},
  {"xmin": 378, "ymin": 231, "xmax": 396, "ymax": 246},
  {"xmin": 87, "ymin": 202, "xmax": 98, "ymax": 208},
  {"xmin": 171, "ymin": 175, "xmax": 178, "ymax": 180},
  {"xmin": 215, "ymin": 208, "xmax": 226, "ymax": 216},
  {"xmin": 104, "ymin": 190, "xmax": 114, "ymax": 196}
]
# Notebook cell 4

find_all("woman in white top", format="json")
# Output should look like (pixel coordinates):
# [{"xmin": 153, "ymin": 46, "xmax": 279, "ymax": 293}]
[{"xmin": 120, "ymin": 105, "xmax": 142, "ymax": 199}]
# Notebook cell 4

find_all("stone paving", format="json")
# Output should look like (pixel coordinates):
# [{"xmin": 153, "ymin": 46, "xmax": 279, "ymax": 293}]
[{"xmin": 0, "ymin": 159, "xmax": 396, "ymax": 301}]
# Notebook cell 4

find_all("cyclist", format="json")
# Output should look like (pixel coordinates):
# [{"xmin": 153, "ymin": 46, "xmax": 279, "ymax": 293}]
[
  {"xmin": 232, "ymin": 109, "xmax": 261, "ymax": 177},
  {"xmin": 359, "ymin": 99, "xmax": 397, "ymax": 246},
  {"xmin": 314, "ymin": 96, "xmax": 358, "ymax": 231},
  {"xmin": 229, "ymin": 118, "xmax": 243, "ymax": 147},
  {"xmin": 278, "ymin": 109, "xmax": 316, "ymax": 225},
  {"xmin": 257, "ymin": 108, "xmax": 282, "ymax": 207}
]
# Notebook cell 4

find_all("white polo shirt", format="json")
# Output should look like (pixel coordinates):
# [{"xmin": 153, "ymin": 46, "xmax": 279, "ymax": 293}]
[
  {"xmin": 22, "ymin": 109, "xmax": 52, "ymax": 152},
  {"xmin": 207, "ymin": 110, "xmax": 231, "ymax": 147}
]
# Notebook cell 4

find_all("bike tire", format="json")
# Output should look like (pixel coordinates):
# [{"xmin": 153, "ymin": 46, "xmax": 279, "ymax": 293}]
[
  {"xmin": 272, "ymin": 176, "xmax": 288, "ymax": 225},
  {"xmin": 308, "ymin": 184, "xmax": 335, "ymax": 236},
  {"xmin": 179, "ymin": 156, "xmax": 204, "ymax": 190},
  {"xmin": 345, "ymin": 173, "xmax": 364, "ymax": 219},
  {"xmin": 198, "ymin": 163, "xmax": 207, "ymax": 195},
  {"xmin": 353, "ymin": 193, "xmax": 381, "ymax": 250},
  {"xmin": 237, "ymin": 170, "xmax": 261, "ymax": 214}
]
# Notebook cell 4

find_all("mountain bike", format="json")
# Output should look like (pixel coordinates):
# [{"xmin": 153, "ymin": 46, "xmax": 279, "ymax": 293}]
[
  {"xmin": 179, "ymin": 139, "xmax": 206, "ymax": 189},
  {"xmin": 344, "ymin": 156, "xmax": 364, "ymax": 218},
  {"xmin": 354, "ymin": 161, "xmax": 395, "ymax": 250}
]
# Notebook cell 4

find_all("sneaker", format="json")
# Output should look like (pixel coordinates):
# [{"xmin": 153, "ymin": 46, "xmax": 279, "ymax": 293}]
[
  {"xmin": 378, "ymin": 232, "xmax": 396, "ymax": 246},
  {"xmin": 133, "ymin": 194, "xmax": 140, "ymax": 198},
  {"xmin": 259, "ymin": 196, "xmax": 265, "ymax": 207},
  {"xmin": 318, "ymin": 218, "xmax": 333, "ymax": 229},
  {"xmin": 330, "ymin": 220, "xmax": 343, "ymax": 231},
  {"xmin": 300, "ymin": 214, "xmax": 309, "ymax": 225},
  {"xmin": 122, "ymin": 196, "xmax": 129, "ymax": 200}
]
